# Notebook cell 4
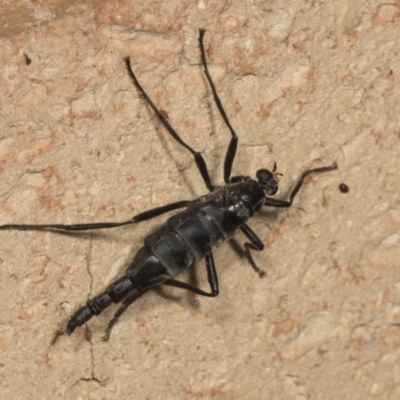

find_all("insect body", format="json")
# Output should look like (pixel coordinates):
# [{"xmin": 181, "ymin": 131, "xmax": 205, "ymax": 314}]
[{"xmin": 0, "ymin": 30, "xmax": 337, "ymax": 338}]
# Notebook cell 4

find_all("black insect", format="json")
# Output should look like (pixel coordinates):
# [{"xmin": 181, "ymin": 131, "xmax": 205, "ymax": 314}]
[
  {"xmin": 1, "ymin": 30, "xmax": 337, "ymax": 339},
  {"xmin": 339, "ymin": 183, "xmax": 349, "ymax": 193}
]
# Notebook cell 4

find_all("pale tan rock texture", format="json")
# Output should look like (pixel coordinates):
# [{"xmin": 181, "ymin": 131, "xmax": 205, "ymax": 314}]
[{"xmin": 0, "ymin": 1, "xmax": 399, "ymax": 399}]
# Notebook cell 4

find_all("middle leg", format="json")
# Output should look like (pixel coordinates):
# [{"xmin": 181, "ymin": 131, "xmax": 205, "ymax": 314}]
[
  {"xmin": 240, "ymin": 224, "xmax": 266, "ymax": 278},
  {"xmin": 164, "ymin": 252, "xmax": 219, "ymax": 297}
]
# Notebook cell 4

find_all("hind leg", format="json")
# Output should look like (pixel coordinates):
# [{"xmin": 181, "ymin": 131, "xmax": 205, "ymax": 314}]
[
  {"xmin": 102, "ymin": 289, "xmax": 149, "ymax": 341},
  {"xmin": 0, "ymin": 200, "xmax": 191, "ymax": 232}
]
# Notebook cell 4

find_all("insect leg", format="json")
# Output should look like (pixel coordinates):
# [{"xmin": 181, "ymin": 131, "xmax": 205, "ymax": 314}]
[
  {"xmin": 240, "ymin": 224, "xmax": 266, "ymax": 278},
  {"xmin": 102, "ymin": 288, "xmax": 150, "ymax": 341},
  {"xmin": 163, "ymin": 252, "xmax": 219, "ymax": 296},
  {"xmin": 199, "ymin": 29, "xmax": 238, "ymax": 183},
  {"xmin": 103, "ymin": 253, "xmax": 220, "ymax": 339},
  {"xmin": 125, "ymin": 58, "xmax": 214, "ymax": 192},
  {"xmin": 0, "ymin": 200, "xmax": 191, "ymax": 232},
  {"xmin": 104, "ymin": 252, "xmax": 219, "ymax": 339},
  {"xmin": 264, "ymin": 163, "xmax": 338, "ymax": 208}
]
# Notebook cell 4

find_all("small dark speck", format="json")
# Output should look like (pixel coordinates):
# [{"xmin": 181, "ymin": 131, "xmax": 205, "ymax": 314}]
[
  {"xmin": 24, "ymin": 53, "xmax": 32, "ymax": 65},
  {"xmin": 339, "ymin": 183, "xmax": 349, "ymax": 193}
]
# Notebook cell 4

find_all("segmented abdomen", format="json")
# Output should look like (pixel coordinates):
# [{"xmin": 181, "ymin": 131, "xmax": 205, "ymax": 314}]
[{"xmin": 143, "ymin": 203, "xmax": 236, "ymax": 278}]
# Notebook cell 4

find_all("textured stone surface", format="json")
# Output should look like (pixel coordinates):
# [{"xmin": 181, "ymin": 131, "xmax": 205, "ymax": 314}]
[{"xmin": 0, "ymin": 1, "xmax": 399, "ymax": 399}]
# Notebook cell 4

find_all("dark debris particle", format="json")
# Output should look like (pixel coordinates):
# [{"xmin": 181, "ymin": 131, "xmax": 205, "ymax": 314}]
[
  {"xmin": 339, "ymin": 183, "xmax": 349, "ymax": 193},
  {"xmin": 24, "ymin": 53, "xmax": 32, "ymax": 65}
]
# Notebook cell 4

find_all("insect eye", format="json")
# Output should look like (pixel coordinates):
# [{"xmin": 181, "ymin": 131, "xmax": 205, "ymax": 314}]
[{"xmin": 256, "ymin": 169, "xmax": 273, "ymax": 183}]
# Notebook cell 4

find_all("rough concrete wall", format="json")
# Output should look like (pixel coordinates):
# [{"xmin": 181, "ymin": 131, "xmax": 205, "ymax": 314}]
[{"xmin": 0, "ymin": 1, "xmax": 399, "ymax": 399}]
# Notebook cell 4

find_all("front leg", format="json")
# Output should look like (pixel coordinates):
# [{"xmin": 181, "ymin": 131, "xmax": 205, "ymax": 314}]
[{"xmin": 265, "ymin": 163, "xmax": 337, "ymax": 208}]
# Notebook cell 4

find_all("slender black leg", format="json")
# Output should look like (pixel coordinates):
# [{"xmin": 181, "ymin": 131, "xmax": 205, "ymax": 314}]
[
  {"xmin": 104, "ymin": 253, "xmax": 219, "ymax": 339},
  {"xmin": 0, "ymin": 200, "xmax": 191, "ymax": 232},
  {"xmin": 199, "ymin": 29, "xmax": 238, "ymax": 183},
  {"xmin": 240, "ymin": 224, "xmax": 266, "ymax": 278},
  {"xmin": 264, "ymin": 163, "xmax": 338, "ymax": 208},
  {"xmin": 164, "ymin": 252, "xmax": 219, "ymax": 297},
  {"xmin": 125, "ymin": 58, "xmax": 214, "ymax": 192},
  {"xmin": 102, "ymin": 288, "xmax": 150, "ymax": 341}
]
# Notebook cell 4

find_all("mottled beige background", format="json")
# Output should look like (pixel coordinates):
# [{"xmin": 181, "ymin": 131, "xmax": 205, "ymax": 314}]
[{"xmin": 0, "ymin": 1, "xmax": 399, "ymax": 399}]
